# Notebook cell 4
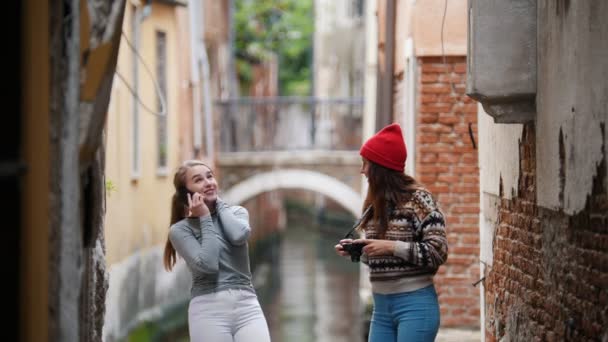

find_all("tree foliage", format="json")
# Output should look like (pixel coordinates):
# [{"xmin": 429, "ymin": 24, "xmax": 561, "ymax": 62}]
[{"xmin": 234, "ymin": 0, "xmax": 313, "ymax": 95}]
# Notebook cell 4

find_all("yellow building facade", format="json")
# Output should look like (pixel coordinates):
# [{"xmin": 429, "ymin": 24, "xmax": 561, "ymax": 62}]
[{"xmin": 105, "ymin": 1, "xmax": 189, "ymax": 266}]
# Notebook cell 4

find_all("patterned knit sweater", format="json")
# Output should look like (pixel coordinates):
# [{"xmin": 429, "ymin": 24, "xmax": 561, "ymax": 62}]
[{"xmin": 362, "ymin": 189, "xmax": 448, "ymax": 282}]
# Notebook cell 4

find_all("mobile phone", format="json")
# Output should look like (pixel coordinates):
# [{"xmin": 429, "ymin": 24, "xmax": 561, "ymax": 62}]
[{"xmin": 179, "ymin": 187, "xmax": 195, "ymax": 206}]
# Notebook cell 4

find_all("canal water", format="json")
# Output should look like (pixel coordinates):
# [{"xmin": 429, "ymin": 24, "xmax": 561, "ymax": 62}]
[{"xmin": 251, "ymin": 219, "xmax": 364, "ymax": 342}]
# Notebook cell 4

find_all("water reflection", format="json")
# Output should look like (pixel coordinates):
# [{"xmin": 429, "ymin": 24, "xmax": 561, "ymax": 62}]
[{"xmin": 252, "ymin": 222, "xmax": 363, "ymax": 342}]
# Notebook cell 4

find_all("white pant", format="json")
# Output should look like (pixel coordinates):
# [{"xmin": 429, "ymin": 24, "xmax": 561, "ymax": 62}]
[{"xmin": 188, "ymin": 288, "xmax": 271, "ymax": 342}]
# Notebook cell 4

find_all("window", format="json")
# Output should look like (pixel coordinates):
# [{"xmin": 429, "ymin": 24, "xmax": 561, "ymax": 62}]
[
  {"xmin": 156, "ymin": 30, "xmax": 168, "ymax": 172},
  {"xmin": 349, "ymin": 0, "xmax": 364, "ymax": 18}
]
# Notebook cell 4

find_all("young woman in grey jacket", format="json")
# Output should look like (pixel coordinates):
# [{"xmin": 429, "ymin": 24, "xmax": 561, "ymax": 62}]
[{"xmin": 163, "ymin": 160, "xmax": 271, "ymax": 342}]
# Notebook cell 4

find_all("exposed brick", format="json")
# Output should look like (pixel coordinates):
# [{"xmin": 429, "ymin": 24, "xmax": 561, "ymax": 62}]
[
  {"xmin": 454, "ymin": 63, "xmax": 467, "ymax": 73},
  {"xmin": 451, "ymin": 246, "xmax": 480, "ymax": 255},
  {"xmin": 418, "ymin": 165, "xmax": 451, "ymax": 174},
  {"xmin": 438, "ymin": 175, "xmax": 461, "ymax": 183},
  {"xmin": 421, "ymin": 73, "xmax": 439, "ymax": 83},
  {"xmin": 419, "ymin": 124, "xmax": 453, "ymax": 133},
  {"xmin": 454, "ymin": 124, "xmax": 473, "ymax": 134},
  {"xmin": 420, "ymin": 153, "xmax": 438, "ymax": 163},
  {"xmin": 437, "ymin": 114, "xmax": 461, "ymax": 125},
  {"xmin": 420, "ymin": 104, "xmax": 453, "ymax": 114},
  {"xmin": 484, "ymin": 124, "xmax": 608, "ymax": 341},
  {"xmin": 461, "ymin": 195, "xmax": 480, "ymax": 203},
  {"xmin": 438, "ymin": 94, "xmax": 461, "ymax": 102},
  {"xmin": 463, "ymin": 96, "xmax": 475, "ymax": 103},
  {"xmin": 419, "ymin": 145, "xmax": 454, "ymax": 153},
  {"xmin": 417, "ymin": 133, "xmax": 440, "ymax": 144},
  {"xmin": 435, "ymin": 153, "xmax": 460, "ymax": 164},
  {"xmin": 462, "ymin": 235, "xmax": 480, "ymax": 244},
  {"xmin": 462, "ymin": 174, "xmax": 479, "ymax": 184},
  {"xmin": 417, "ymin": 56, "xmax": 479, "ymax": 329},
  {"xmin": 454, "ymin": 84, "xmax": 467, "ymax": 94},
  {"xmin": 445, "ymin": 215, "xmax": 462, "ymax": 224},
  {"xmin": 461, "ymin": 215, "xmax": 480, "ymax": 225},
  {"xmin": 421, "ymin": 63, "xmax": 451, "ymax": 73},
  {"xmin": 439, "ymin": 73, "xmax": 464, "ymax": 84},
  {"xmin": 439, "ymin": 134, "xmax": 461, "ymax": 144},
  {"xmin": 446, "ymin": 256, "xmax": 477, "ymax": 266},
  {"xmin": 420, "ymin": 94, "xmax": 438, "ymax": 104},
  {"xmin": 452, "ymin": 205, "xmax": 480, "ymax": 214},
  {"xmin": 454, "ymin": 166, "xmax": 479, "ymax": 174},
  {"xmin": 428, "ymin": 185, "xmax": 450, "ymax": 193},
  {"xmin": 453, "ymin": 145, "xmax": 476, "ymax": 153},
  {"xmin": 419, "ymin": 113, "xmax": 438, "ymax": 124},
  {"xmin": 462, "ymin": 103, "xmax": 478, "ymax": 113},
  {"xmin": 419, "ymin": 174, "xmax": 437, "ymax": 184},
  {"xmin": 462, "ymin": 154, "xmax": 478, "ymax": 164},
  {"xmin": 421, "ymin": 83, "xmax": 452, "ymax": 94}
]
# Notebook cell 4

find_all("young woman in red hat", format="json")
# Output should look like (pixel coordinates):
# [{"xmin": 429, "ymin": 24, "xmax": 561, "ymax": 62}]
[{"xmin": 334, "ymin": 123, "xmax": 448, "ymax": 342}]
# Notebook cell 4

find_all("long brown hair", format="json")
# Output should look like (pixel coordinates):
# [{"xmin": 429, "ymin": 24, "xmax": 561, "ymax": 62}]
[
  {"xmin": 361, "ymin": 161, "xmax": 421, "ymax": 238},
  {"xmin": 163, "ymin": 160, "xmax": 210, "ymax": 271}
]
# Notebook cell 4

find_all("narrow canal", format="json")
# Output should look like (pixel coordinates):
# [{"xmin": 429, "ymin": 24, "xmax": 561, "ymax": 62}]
[{"xmin": 251, "ymin": 207, "xmax": 364, "ymax": 342}]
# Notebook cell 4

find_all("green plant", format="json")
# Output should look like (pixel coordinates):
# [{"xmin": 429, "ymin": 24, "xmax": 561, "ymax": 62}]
[
  {"xmin": 105, "ymin": 179, "xmax": 117, "ymax": 196},
  {"xmin": 234, "ymin": 0, "xmax": 313, "ymax": 95}
]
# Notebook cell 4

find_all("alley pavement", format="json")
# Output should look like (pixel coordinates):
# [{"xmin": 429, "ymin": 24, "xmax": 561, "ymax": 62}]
[{"xmin": 436, "ymin": 328, "xmax": 481, "ymax": 342}]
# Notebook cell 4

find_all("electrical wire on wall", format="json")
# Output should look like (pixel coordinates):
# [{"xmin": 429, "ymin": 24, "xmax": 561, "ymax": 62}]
[
  {"xmin": 440, "ymin": 0, "xmax": 455, "ymax": 93},
  {"xmin": 440, "ymin": 0, "xmax": 448, "ymax": 66},
  {"xmin": 114, "ymin": 31, "xmax": 167, "ymax": 117},
  {"xmin": 440, "ymin": 0, "xmax": 477, "ymax": 149}
]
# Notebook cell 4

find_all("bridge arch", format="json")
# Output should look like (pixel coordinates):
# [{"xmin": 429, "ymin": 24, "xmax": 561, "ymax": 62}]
[{"xmin": 221, "ymin": 169, "xmax": 363, "ymax": 217}]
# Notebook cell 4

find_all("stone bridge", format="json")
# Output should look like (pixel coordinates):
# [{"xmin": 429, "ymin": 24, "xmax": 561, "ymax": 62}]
[
  {"xmin": 215, "ymin": 97, "xmax": 366, "ymax": 216},
  {"xmin": 218, "ymin": 151, "xmax": 363, "ymax": 216}
]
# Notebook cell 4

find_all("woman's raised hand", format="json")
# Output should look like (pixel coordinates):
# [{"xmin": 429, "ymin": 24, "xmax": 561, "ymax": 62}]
[{"xmin": 188, "ymin": 192, "xmax": 210, "ymax": 217}]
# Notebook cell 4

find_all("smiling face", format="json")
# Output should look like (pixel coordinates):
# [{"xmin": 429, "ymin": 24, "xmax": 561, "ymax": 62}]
[{"xmin": 184, "ymin": 164, "xmax": 218, "ymax": 206}]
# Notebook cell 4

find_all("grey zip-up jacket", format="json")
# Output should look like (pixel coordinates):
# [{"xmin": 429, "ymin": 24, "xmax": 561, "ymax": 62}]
[{"xmin": 169, "ymin": 200, "xmax": 254, "ymax": 298}]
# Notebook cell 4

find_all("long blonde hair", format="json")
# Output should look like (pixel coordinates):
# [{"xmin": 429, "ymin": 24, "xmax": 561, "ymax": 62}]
[{"xmin": 163, "ymin": 160, "xmax": 211, "ymax": 271}]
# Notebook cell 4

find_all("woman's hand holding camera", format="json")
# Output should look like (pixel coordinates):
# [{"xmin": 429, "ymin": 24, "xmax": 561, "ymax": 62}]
[
  {"xmin": 335, "ymin": 238, "xmax": 396, "ymax": 258},
  {"xmin": 352, "ymin": 239, "xmax": 395, "ymax": 256},
  {"xmin": 187, "ymin": 192, "xmax": 210, "ymax": 217},
  {"xmin": 334, "ymin": 239, "xmax": 353, "ymax": 257}
]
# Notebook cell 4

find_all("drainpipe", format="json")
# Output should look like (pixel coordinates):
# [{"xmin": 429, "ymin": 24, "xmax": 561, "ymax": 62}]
[
  {"xmin": 189, "ymin": 0, "xmax": 214, "ymax": 161},
  {"xmin": 404, "ymin": 38, "xmax": 416, "ymax": 177},
  {"xmin": 375, "ymin": 0, "xmax": 396, "ymax": 130},
  {"xmin": 188, "ymin": 0, "xmax": 202, "ymax": 155},
  {"xmin": 201, "ymin": 43, "xmax": 214, "ymax": 161}
]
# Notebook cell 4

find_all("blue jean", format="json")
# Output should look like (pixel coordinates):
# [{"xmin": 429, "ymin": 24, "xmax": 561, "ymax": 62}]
[{"xmin": 368, "ymin": 285, "xmax": 440, "ymax": 342}]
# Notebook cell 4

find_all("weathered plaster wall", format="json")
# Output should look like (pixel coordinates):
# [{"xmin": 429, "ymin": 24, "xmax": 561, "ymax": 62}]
[
  {"xmin": 475, "ymin": 1, "xmax": 608, "ymax": 340},
  {"xmin": 536, "ymin": 0, "xmax": 608, "ymax": 214},
  {"xmin": 478, "ymin": 105, "xmax": 523, "ymax": 201},
  {"xmin": 412, "ymin": 0, "xmax": 468, "ymax": 57},
  {"xmin": 103, "ymin": 247, "xmax": 191, "ymax": 341}
]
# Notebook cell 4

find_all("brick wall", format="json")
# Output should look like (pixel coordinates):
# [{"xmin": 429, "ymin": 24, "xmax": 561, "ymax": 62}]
[
  {"xmin": 484, "ymin": 123, "xmax": 608, "ymax": 341},
  {"xmin": 415, "ymin": 56, "xmax": 480, "ymax": 327}
]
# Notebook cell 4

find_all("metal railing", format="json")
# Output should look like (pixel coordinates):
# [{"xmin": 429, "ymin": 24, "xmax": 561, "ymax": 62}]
[{"xmin": 216, "ymin": 97, "xmax": 364, "ymax": 152}]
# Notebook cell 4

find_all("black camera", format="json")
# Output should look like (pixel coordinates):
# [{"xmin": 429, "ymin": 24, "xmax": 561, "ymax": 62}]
[
  {"xmin": 340, "ymin": 207, "xmax": 372, "ymax": 263},
  {"xmin": 341, "ymin": 242, "xmax": 366, "ymax": 262}
]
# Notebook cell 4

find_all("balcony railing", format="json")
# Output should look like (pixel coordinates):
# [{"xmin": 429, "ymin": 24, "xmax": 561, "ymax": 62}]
[{"xmin": 216, "ymin": 97, "xmax": 364, "ymax": 153}]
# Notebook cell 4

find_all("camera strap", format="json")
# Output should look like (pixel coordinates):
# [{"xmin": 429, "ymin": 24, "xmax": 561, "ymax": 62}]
[{"xmin": 343, "ymin": 206, "xmax": 372, "ymax": 239}]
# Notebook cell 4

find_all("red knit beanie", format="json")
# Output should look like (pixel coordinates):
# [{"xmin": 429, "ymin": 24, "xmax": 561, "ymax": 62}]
[{"xmin": 359, "ymin": 123, "xmax": 407, "ymax": 172}]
